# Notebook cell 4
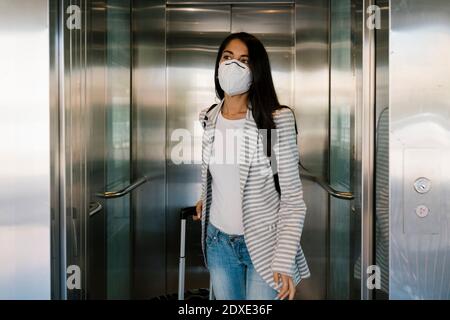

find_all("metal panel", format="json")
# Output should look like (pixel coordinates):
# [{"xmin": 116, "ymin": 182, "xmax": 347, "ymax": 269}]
[
  {"xmin": 328, "ymin": 0, "xmax": 354, "ymax": 299},
  {"xmin": 57, "ymin": 0, "xmax": 109, "ymax": 300},
  {"xmin": 390, "ymin": 0, "xmax": 450, "ymax": 299},
  {"xmin": 104, "ymin": 0, "xmax": 132, "ymax": 300},
  {"xmin": 166, "ymin": 3, "xmax": 231, "ymax": 296},
  {"xmin": 85, "ymin": 0, "xmax": 108, "ymax": 300},
  {"xmin": 356, "ymin": 0, "xmax": 375, "ymax": 300},
  {"xmin": 294, "ymin": 0, "xmax": 329, "ymax": 300},
  {"xmin": 232, "ymin": 4, "xmax": 295, "ymax": 107},
  {"xmin": 0, "ymin": 0, "xmax": 51, "ymax": 299},
  {"xmin": 132, "ymin": 0, "xmax": 167, "ymax": 299},
  {"xmin": 60, "ymin": 0, "xmax": 88, "ymax": 299},
  {"xmin": 374, "ymin": 0, "xmax": 389, "ymax": 299},
  {"xmin": 49, "ymin": 0, "xmax": 62, "ymax": 300}
]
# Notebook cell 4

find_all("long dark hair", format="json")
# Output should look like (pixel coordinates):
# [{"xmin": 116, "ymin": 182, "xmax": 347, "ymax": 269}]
[{"xmin": 214, "ymin": 32, "xmax": 282, "ymax": 130}]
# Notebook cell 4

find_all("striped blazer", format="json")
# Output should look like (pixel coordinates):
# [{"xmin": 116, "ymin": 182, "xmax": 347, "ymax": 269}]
[{"xmin": 198, "ymin": 98, "xmax": 310, "ymax": 290}]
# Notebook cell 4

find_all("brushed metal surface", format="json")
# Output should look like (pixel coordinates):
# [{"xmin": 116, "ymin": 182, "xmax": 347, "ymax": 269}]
[
  {"xmin": 166, "ymin": 3, "xmax": 230, "ymax": 296},
  {"xmin": 0, "ymin": 0, "xmax": 51, "ymax": 300},
  {"xmin": 360, "ymin": 0, "xmax": 376, "ymax": 300},
  {"xmin": 294, "ymin": 0, "xmax": 330, "ymax": 300},
  {"xmin": 390, "ymin": 0, "xmax": 450, "ymax": 299},
  {"xmin": 50, "ymin": 0, "xmax": 61, "ymax": 300},
  {"xmin": 328, "ymin": 0, "xmax": 354, "ymax": 299},
  {"xmin": 104, "ymin": 0, "xmax": 132, "ymax": 299},
  {"xmin": 374, "ymin": 0, "xmax": 389, "ymax": 299},
  {"xmin": 85, "ymin": 0, "xmax": 108, "ymax": 300},
  {"xmin": 132, "ymin": 0, "xmax": 167, "ymax": 299}
]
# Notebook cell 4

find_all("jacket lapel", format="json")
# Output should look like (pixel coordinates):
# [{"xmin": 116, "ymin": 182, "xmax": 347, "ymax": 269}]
[{"xmin": 200, "ymin": 99, "xmax": 223, "ymax": 189}]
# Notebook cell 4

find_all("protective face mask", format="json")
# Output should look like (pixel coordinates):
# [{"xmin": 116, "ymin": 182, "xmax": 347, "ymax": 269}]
[{"xmin": 218, "ymin": 59, "xmax": 252, "ymax": 96}]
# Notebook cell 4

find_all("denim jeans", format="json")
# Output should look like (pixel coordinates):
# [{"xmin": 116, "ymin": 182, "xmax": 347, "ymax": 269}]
[{"xmin": 206, "ymin": 222, "xmax": 279, "ymax": 300}]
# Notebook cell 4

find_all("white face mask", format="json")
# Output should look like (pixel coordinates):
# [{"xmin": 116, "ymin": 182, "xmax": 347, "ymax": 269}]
[{"xmin": 218, "ymin": 59, "xmax": 252, "ymax": 96}]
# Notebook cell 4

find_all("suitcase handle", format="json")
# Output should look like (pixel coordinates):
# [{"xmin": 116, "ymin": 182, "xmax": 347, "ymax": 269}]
[
  {"xmin": 180, "ymin": 206, "xmax": 197, "ymax": 220},
  {"xmin": 178, "ymin": 205, "xmax": 213, "ymax": 300},
  {"xmin": 178, "ymin": 205, "xmax": 197, "ymax": 300}
]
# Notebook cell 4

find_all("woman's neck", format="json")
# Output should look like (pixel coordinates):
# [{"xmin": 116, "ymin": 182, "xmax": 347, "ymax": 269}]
[{"xmin": 222, "ymin": 93, "xmax": 248, "ymax": 118}]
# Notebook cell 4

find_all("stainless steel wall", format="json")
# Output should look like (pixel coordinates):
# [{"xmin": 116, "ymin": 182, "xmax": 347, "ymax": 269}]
[
  {"xmin": 294, "ymin": 0, "xmax": 329, "ymax": 300},
  {"xmin": 132, "ymin": 0, "xmax": 167, "ymax": 299},
  {"xmin": 0, "ymin": 0, "xmax": 51, "ymax": 299},
  {"xmin": 57, "ymin": 0, "xmax": 109, "ymax": 299},
  {"xmin": 165, "ymin": 3, "xmax": 230, "ymax": 296},
  {"xmin": 390, "ymin": 0, "xmax": 450, "ymax": 299},
  {"xmin": 374, "ymin": 0, "xmax": 389, "ymax": 299}
]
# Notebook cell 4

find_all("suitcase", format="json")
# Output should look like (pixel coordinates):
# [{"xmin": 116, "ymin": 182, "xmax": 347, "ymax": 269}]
[{"xmin": 178, "ymin": 206, "xmax": 214, "ymax": 300}]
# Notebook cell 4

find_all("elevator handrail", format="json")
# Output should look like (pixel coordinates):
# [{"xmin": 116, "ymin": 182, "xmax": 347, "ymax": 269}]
[
  {"xmin": 89, "ymin": 201, "xmax": 103, "ymax": 217},
  {"xmin": 96, "ymin": 174, "xmax": 162, "ymax": 199},
  {"xmin": 299, "ymin": 162, "xmax": 354, "ymax": 200}
]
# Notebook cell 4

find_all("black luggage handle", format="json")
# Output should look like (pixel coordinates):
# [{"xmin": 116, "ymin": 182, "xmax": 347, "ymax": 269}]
[{"xmin": 180, "ymin": 206, "xmax": 197, "ymax": 220}]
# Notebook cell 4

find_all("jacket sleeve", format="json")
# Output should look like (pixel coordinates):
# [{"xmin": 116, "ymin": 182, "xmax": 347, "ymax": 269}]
[{"xmin": 271, "ymin": 108, "xmax": 307, "ymax": 277}]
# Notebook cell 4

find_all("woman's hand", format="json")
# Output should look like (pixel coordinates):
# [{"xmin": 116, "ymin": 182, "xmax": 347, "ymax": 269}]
[
  {"xmin": 193, "ymin": 200, "xmax": 202, "ymax": 221},
  {"xmin": 273, "ymin": 272, "xmax": 296, "ymax": 300}
]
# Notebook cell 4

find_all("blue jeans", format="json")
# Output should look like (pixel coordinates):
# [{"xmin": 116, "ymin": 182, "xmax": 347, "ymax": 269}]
[{"xmin": 206, "ymin": 223, "xmax": 279, "ymax": 300}]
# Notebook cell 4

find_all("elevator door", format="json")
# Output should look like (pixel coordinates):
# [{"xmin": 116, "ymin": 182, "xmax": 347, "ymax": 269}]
[
  {"xmin": 87, "ymin": 0, "xmax": 134, "ymax": 299},
  {"xmin": 59, "ymin": 0, "xmax": 135, "ymax": 299}
]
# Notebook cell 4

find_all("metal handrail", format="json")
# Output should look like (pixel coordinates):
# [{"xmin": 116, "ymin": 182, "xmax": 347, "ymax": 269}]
[
  {"xmin": 89, "ymin": 201, "xmax": 103, "ymax": 217},
  {"xmin": 299, "ymin": 162, "xmax": 354, "ymax": 200},
  {"xmin": 96, "ymin": 174, "xmax": 162, "ymax": 199}
]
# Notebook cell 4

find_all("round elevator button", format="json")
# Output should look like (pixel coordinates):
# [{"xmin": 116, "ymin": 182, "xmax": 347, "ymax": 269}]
[
  {"xmin": 414, "ymin": 177, "xmax": 432, "ymax": 194},
  {"xmin": 415, "ymin": 205, "xmax": 430, "ymax": 218}
]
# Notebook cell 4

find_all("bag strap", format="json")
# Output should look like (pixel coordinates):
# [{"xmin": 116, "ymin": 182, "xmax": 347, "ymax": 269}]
[
  {"xmin": 267, "ymin": 106, "xmax": 298, "ymax": 158},
  {"xmin": 204, "ymin": 103, "xmax": 218, "ymax": 119},
  {"xmin": 202, "ymin": 103, "xmax": 218, "ymax": 128},
  {"xmin": 207, "ymin": 103, "xmax": 218, "ymax": 113},
  {"xmin": 267, "ymin": 106, "xmax": 299, "ymax": 194}
]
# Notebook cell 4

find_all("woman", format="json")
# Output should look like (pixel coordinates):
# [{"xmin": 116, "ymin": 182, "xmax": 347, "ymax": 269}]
[{"xmin": 194, "ymin": 32, "xmax": 310, "ymax": 300}]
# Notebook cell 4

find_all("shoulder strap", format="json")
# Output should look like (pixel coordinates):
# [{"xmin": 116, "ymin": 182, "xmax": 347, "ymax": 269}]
[
  {"xmin": 205, "ymin": 103, "xmax": 218, "ymax": 118},
  {"xmin": 202, "ymin": 103, "xmax": 218, "ymax": 128},
  {"xmin": 267, "ymin": 106, "xmax": 298, "ymax": 158},
  {"xmin": 267, "ymin": 106, "xmax": 299, "ymax": 195}
]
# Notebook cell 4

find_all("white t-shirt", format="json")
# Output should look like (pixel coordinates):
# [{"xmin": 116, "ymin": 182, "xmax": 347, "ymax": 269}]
[{"xmin": 208, "ymin": 111, "xmax": 246, "ymax": 235}]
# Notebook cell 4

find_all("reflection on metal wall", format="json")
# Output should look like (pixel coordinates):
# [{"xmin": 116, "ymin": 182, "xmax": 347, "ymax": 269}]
[
  {"xmin": 166, "ymin": 4, "xmax": 230, "ymax": 295},
  {"xmin": 132, "ymin": 0, "xmax": 167, "ymax": 299},
  {"xmin": 0, "ymin": 0, "xmax": 51, "ymax": 299},
  {"xmin": 105, "ymin": 0, "xmax": 132, "ymax": 299},
  {"xmin": 294, "ymin": 0, "xmax": 329, "ymax": 300},
  {"xmin": 390, "ymin": 0, "xmax": 450, "ymax": 299},
  {"xmin": 328, "ymin": 0, "xmax": 358, "ymax": 299}
]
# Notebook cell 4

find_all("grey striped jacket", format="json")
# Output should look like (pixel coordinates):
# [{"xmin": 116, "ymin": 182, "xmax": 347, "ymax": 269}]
[{"xmin": 198, "ymin": 98, "xmax": 310, "ymax": 290}]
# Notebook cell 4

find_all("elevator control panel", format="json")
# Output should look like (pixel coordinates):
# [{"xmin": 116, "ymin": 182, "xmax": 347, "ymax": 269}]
[{"xmin": 404, "ymin": 148, "xmax": 441, "ymax": 234}]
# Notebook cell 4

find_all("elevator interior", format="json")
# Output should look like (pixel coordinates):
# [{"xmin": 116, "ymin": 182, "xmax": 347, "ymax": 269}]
[
  {"xmin": 4, "ymin": 0, "xmax": 450, "ymax": 300},
  {"xmin": 50, "ymin": 0, "xmax": 388, "ymax": 300}
]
